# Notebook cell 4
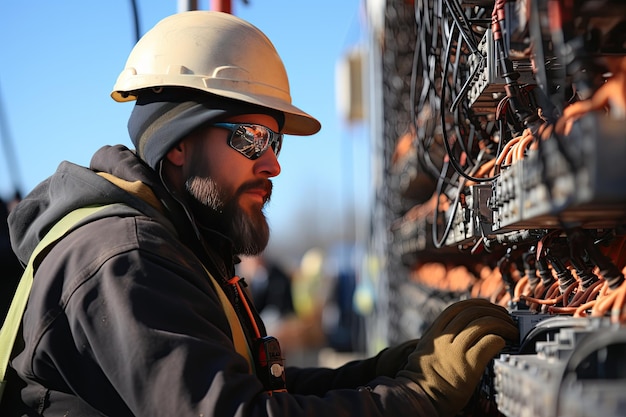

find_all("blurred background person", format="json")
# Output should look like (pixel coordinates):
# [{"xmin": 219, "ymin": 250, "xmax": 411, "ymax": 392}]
[{"xmin": 236, "ymin": 255, "xmax": 295, "ymax": 332}]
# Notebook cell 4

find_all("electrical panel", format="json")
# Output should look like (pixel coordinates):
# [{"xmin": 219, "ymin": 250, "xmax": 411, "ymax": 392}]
[{"xmin": 369, "ymin": 0, "xmax": 626, "ymax": 415}]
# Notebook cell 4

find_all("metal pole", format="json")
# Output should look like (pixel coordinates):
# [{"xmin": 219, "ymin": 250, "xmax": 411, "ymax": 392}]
[{"xmin": 178, "ymin": 0, "xmax": 198, "ymax": 12}]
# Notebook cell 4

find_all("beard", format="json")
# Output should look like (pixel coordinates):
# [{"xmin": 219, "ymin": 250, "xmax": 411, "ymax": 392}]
[{"xmin": 185, "ymin": 175, "xmax": 272, "ymax": 256}]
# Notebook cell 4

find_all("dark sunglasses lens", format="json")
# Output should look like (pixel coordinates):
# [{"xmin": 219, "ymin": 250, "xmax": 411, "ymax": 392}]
[
  {"xmin": 229, "ymin": 126, "xmax": 258, "ymax": 158},
  {"xmin": 229, "ymin": 125, "xmax": 281, "ymax": 159},
  {"xmin": 271, "ymin": 136, "xmax": 283, "ymax": 157}
]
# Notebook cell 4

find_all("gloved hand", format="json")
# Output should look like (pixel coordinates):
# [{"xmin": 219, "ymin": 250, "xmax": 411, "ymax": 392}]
[
  {"xmin": 374, "ymin": 339, "xmax": 420, "ymax": 377},
  {"xmin": 397, "ymin": 298, "xmax": 518, "ymax": 417}
]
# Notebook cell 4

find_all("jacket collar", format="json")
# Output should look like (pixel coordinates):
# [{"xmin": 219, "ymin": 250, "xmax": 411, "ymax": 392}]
[{"xmin": 91, "ymin": 145, "xmax": 238, "ymax": 278}]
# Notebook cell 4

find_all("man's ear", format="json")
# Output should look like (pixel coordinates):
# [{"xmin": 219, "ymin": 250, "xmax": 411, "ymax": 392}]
[{"xmin": 165, "ymin": 141, "xmax": 186, "ymax": 167}]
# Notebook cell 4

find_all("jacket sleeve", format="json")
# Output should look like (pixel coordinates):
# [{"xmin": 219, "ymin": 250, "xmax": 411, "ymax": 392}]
[
  {"xmin": 285, "ymin": 356, "xmax": 379, "ymax": 395},
  {"xmin": 285, "ymin": 339, "xmax": 419, "ymax": 396},
  {"xmin": 23, "ymin": 216, "xmax": 438, "ymax": 417}
]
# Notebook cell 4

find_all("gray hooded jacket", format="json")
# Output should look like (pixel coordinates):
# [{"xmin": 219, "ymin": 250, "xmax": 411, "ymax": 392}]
[{"xmin": 5, "ymin": 145, "xmax": 435, "ymax": 416}]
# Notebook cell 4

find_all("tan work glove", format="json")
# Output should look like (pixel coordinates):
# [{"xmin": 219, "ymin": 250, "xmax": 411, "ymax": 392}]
[
  {"xmin": 397, "ymin": 298, "xmax": 518, "ymax": 417},
  {"xmin": 374, "ymin": 339, "xmax": 419, "ymax": 377}
]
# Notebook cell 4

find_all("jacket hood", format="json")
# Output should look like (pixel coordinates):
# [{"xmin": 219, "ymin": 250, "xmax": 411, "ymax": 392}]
[{"xmin": 8, "ymin": 145, "xmax": 187, "ymax": 265}]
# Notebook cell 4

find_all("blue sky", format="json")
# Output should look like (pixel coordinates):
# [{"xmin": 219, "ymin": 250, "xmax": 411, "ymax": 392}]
[{"xmin": 0, "ymin": 0, "xmax": 370, "ymax": 254}]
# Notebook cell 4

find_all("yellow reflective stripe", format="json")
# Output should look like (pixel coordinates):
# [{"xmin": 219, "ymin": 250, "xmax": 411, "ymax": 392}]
[{"xmin": 0, "ymin": 205, "xmax": 109, "ymax": 385}]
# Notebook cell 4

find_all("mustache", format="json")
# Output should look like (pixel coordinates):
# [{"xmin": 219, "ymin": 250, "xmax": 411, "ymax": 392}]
[{"xmin": 237, "ymin": 178, "xmax": 273, "ymax": 202}]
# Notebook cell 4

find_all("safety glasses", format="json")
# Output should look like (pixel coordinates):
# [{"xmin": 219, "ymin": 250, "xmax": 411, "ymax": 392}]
[{"xmin": 213, "ymin": 122, "xmax": 283, "ymax": 160}]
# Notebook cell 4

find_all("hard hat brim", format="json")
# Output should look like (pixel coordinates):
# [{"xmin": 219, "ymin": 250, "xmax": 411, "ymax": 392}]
[{"xmin": 112, "ymin": 83, "xmax": 321, "ymax": 136}]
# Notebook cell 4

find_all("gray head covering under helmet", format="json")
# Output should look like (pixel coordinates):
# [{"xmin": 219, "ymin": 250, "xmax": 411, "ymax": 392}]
[{"xmin": 127, "ymin": 88, "xmax": 285, "ymax": 169}]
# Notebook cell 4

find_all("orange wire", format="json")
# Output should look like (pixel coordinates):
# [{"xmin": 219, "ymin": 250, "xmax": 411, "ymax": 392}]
[
  {"xmin": 573, "ymin": 300, "xmax": 598, "ymax": 317},
  {"xmin": 495, "ymin": 135, "xmax": 521, "ymax": 168},
  {"xmin": 591, "ymin": 286, "xmax": 622, "ymax": 318},
  {"xmin": 513, "ymin": 129, "xmax": 536, "ymax": 161},
  {"xmin": 519, "ymin": 292, "xmax": 564, "ymax": 305},
  {"xmin": 548, "ymin": 305, "xmax": 579, "ymax": 314},
  {"xmin": 583, "ymin": 279, "xmax": 606, "ymax": 303},
  {"xmin": 466, "ymin": 159, "xmax": 497, "ymax": 186},
  {"xmin": 561, "ymin": 281, "xmax": 579, "ymax": 307},
  {"xmin": 528, "ymin": 281, "xmax": 546, "ymax": 311},
  {"xmin": 513, "ymin": 276, "xmax": 529, "ymax": 301},
  {"xmin": 533, "ymin": 281, "xmax": 545, "ymax": 298},
  {"xmin": 570, "ymin": 278, "xmax": 604, "ymax": 307},
  {"xmin": 611, "ymin": 285, "xmax": 626, "ymax": 324},
  {"xmin": 228, "ymin": 276, "xmax": 262, "ymax": 339}
]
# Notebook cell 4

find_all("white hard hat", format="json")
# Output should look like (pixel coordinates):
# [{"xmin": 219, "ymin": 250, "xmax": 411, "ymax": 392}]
[{"xmin": 112, "ymin": 11, "xmax": 321, "ymax": 136}]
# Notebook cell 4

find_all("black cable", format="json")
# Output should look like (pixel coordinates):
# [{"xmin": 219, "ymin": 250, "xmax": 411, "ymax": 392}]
[
  {"xmin": 450, "ymin": 29, "xmax": 472, "ymax": 162},
  {"xmin": 416, "ymin": 5, "xmax": 431, "ymax": 111},
  {"xmin": 411, "ymin": 2, "xmax": 451, "ymax": 183},
  {"xmin": 443, "ymin": 0, "xmax": 478, "ymax": 53},
  {"xmin": 431, "ymin": 158, "xmax": 458, "ymax": 249},
  {"xmin": 492, "ymin": 117, "xmax": 506, "ymax": 175},
  {"xmin": 449, "ymin": 55, "xmax": 483, "ymax": 112},
  {"xmin": 0, "ymin": 79, "xmax": 24, "ymax": 196},
  {"xmin": 129, "ymin": 0, "xmax": 141, "ymax": 42},
  {"xmin": 440, "ymin": 23, "xmax": 498, "ymax": 183},
  {"xmin": 431, "ymin": 148, "xmax": 489, "ymax": 249}
]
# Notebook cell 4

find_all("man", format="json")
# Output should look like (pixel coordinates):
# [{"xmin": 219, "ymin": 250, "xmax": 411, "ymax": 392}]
[{"xmin": 5, "ymin": 11, "xmax": 518, "ymax": 416}]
